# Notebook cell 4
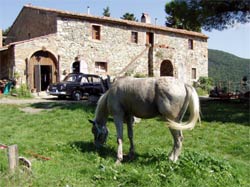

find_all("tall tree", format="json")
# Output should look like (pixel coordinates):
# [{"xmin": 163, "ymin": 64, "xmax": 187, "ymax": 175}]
[
  {"xmin": 103, "ymin": 6, "xmax": 111, "ymax": 17},
  {"xmin": 2, "ymin": 27, "xmax": 10, "ymax": 36},
  {"xmin": 165, "ymin": 0, "xmax": 250, "ymax": 32},
  {"xmin": 121, "ymin": 13, "xmax": 138, "ymax": 21}
]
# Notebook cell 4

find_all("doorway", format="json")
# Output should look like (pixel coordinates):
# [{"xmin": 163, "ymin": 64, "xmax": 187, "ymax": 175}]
[
  {"xmin": 34, "ymin": 65, "xmax": 52, "ymax": 91},
  {"xmin": 29, "ymin": 50, "xmax": 57, "ymax": 91},
  {"xmin": 160, "ymin": 60, "xmax": 174, "ymax": 76}
]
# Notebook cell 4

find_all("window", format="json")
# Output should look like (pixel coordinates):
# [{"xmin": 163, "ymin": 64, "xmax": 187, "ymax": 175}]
[
  {"xmin": 131, "ymin": 32, "xmax": 138, "ymax": 43},
  {"xmin": 146, "ymin": 32, "xmax": 154, "ymax": 45},
  {"xmin": 92, "ymin": 25, "xmax": 101, "ymax": 40},
  {"xmin": 188, "ymin": 39, "xmax": 193, "ymax": 49},
  {"xmin": 64, "ymin": 74, "xmax": 77, "ymax": 82},
  {"xmin": 80, "ymin": 77, "xmax": 88, "ymax": 83},
  {"xmin": 91, "ymin": 77, "xmax": 101, "ymax": 83},
  {"xmin": 95, "ymin": 62, "xmax": 107, "ymax": 73},
  {"xmin": 192, "ymin": 68, "xmax": 196, "ymax": 79}
]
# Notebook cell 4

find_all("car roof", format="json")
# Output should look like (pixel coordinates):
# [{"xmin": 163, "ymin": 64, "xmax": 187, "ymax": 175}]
[{"xmin": 68, "ymin": 73, "xmax": 101, "ymax": 78}]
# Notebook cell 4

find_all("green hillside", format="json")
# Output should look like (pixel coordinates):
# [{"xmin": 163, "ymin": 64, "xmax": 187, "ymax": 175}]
[{"xmin": 208, "ymin": 49, "xmax": 250, "ymax": 84}]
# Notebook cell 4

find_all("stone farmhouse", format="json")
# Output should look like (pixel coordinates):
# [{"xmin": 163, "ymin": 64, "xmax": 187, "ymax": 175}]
[{"xmin": 0, "ymin": 5, "xmax": 208, "ymax": 92}]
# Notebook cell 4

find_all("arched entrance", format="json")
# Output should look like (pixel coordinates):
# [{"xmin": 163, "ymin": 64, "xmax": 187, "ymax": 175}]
[
  {"xmin": 29, "ymin": 50, "xmax": 57, "ymax": 91},
  {"xmin": 160, "ymin": 60, "xmax": 174, "ymax": 76}
]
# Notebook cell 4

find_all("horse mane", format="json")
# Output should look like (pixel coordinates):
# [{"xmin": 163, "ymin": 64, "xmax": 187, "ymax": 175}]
[{"xmin": 94, "ymin": 91, "xmax": 109, "ymax": 124}]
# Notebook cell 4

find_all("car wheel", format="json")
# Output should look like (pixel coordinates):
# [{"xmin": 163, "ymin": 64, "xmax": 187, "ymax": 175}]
[{"xmin": 72, "ymin": 90, "xmax": 82, "ymax": 101}]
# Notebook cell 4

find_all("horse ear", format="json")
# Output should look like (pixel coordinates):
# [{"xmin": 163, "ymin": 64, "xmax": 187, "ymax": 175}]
[{"xmin": 88, "ymin": 119, "xmax": 95, "ymax": 125}]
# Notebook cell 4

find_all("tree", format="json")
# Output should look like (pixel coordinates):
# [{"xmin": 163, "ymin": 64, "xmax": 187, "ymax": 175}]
[
  {"xmin": 2, "ymin": 27, "xmax": 11, "ymax": 36},
  {"xmin": 103, "ymin": 6, "xmax": 110, "ymax": 17},
  {"xmin": 165, "ymin": 0, "xmax": 250, "ymax": 32},
  {"xmin": 121, "ymin": 13, "xmax": 138, "ymax": 21}
]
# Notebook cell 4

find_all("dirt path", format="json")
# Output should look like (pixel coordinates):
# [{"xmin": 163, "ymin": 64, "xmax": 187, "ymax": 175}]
[
  {"xmin": 0, "ymin": 91, "xmax": 101, "ymax": 105},
  {"xmin": 0, "ymin": 93, "xmax": 62, "ymax": 104},
  {"xmin": 0, "ymin": 94, "xmax": 96, "ymax": 105},
  {"xmin": 0, "ymin": 98, "xmax": 55, "ymax": 104}
]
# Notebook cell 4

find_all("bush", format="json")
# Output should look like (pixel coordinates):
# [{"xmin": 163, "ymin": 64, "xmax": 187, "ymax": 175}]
[
  {"xmin": 11, "ymin": 84, "xmax": 32, "ymax": 98},
  {"xmin": 134, "ymin": 73, "xmax": 147, "ymax": 78},
  {"xmin": 196, "ymin": 87, "xmax": 208, "ymax": 96},
  {"xmin": 195, "ymin": 76, "xmax": 214, "ymax": 95}
]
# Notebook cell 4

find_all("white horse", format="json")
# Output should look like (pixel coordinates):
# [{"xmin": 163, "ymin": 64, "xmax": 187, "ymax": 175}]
[{"xmin": 89, "ymin": 76, "xmax": 200, "ymax": 164}]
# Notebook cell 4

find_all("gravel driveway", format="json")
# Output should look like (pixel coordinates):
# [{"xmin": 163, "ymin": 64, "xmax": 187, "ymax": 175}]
[{"xmin": 0, "ymin": 94, "xmax": 97, "ymax": 105}]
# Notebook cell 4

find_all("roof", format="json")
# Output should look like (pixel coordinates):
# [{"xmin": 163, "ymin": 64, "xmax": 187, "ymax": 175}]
[
  {"xmin": 0, "ymin": 46, "xmax": 8, "ymax": 51},
  {"xmin": 0, "ymin": 34, "xmax": 57, "ymax": 49},
  {"xmin": 23, "ymin": 4, "xmax": 208, "ymax": 39}
]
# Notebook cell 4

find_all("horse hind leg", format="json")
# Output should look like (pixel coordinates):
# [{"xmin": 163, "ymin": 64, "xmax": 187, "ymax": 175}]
[
  {"xmin": 114, "ymin": 115, "xmax": 124, "ymax": 164},
  {"xmin": 168, "ymin": 90, "xmax": 188, "ymax": 162},
  {"xmin": 168, "ymin": 128, "xmax": 183, "ymax": 162},
  {"xmin": 126, "ymin": 116, "xmax": 135, "ymax": 160}
]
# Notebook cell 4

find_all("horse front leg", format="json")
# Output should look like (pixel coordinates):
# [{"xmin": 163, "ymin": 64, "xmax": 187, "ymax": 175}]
[
  {"xmin": 169, "ymin": 129, "xmax": 183, "ymax": 162},
  {"xmin": 126, "ymin": 116, "xmax": 135, "ymax": 160},
  {"xmin": 114, "ymin": 116, "xmax": 124, "ymax": 164}
]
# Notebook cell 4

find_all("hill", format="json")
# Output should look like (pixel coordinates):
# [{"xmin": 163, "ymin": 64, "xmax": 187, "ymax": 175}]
[{"xmin": 208, "ymin": 49, "xmax": 250, "ymax": 84}]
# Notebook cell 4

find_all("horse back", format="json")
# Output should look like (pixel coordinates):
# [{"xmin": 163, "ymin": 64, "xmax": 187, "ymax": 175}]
[{"xmin": 107, "ymin": 77, "xmax": 187, "ymax": 119}]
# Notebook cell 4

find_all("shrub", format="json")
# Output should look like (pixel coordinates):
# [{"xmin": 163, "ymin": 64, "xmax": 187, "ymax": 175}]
[
  {"xmin": 195, "ymin": 76, "xmax": 214, "ymax": 95},
  {"xmin": 11, "ymin": 84, "xmax": 32, "ymax": 98},
  {"xmin": 134, "ymin": 73, "xmax": 147, "ymax": 78}
]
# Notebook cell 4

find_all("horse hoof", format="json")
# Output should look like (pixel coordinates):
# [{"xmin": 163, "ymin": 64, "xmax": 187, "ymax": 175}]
[
  {"xmin": 169, "ymin": 154, "xmax": 178, "ymax": 163},
  {"xmin": 128, "ymin": 153, "xmax": 135, "ymax": 160},
  {"xmin": 115, "ymin": 160, "xmax": 122, "ymax": 165}
]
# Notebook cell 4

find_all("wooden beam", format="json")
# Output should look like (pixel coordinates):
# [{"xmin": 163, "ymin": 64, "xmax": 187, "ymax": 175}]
[{"xmin": 7, "ymin": 145, "xmax": 19, "ymax": 172}]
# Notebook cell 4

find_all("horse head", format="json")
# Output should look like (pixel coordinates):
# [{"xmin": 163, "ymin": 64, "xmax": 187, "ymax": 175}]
[{"xmin": 89, "ymin": 119, "xmax": 109, "ymax": 148}]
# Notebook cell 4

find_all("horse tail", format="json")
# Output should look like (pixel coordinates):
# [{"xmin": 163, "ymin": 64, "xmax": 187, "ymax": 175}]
[{"xmin": 168, "ymin": 85, "xmax": 200, "ymax": 130}]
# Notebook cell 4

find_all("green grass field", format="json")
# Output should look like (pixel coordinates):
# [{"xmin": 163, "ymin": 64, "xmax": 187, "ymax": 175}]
[{"xmin": 0, "ymin": 99, "xmax": 249, "ymax": 187}]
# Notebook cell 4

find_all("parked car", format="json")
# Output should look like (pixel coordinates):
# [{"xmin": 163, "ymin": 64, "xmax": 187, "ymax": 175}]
[{"xmin": 47, "ymin": 73, "xmax": 110, "ymax": 101}]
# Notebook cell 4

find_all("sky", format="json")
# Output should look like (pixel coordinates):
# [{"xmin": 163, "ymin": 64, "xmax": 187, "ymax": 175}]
[{"xmin": 0, "ymin": 0, "xmax": 250, "ymax": 59}]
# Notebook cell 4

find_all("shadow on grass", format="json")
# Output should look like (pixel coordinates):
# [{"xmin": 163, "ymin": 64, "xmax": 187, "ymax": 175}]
[
  {"xmin": 69, "ymin": 141, "xmax": 154, "ymax": 163},
  {"xmin": 70, "ymin": 141, "xmax": 117, "ymax": 160},
  {"xmin": 200, "ymin": 99, "xmax": 249, "ymax": 126},
  {"xmin": 29, "ymin": 98, "xmax": 249, "ymax": 126},
  {"xmin": 30, "ymin": 101, "xmax": 96, "ymax": 112}
]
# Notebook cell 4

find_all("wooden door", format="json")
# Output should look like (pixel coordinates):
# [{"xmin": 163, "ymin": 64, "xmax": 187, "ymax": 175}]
[{"xmin": 34, "ymin": 65, "xmax": 41, "ymax": 92}]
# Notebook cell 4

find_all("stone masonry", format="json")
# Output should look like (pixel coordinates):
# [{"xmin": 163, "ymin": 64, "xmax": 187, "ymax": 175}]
[{"xmin": 0, "ymin": 5, "xmax": 208, "ymax": 90}]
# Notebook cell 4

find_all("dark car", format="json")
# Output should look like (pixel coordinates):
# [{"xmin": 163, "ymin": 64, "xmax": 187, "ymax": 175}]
[{"xmin": 47, "ymin": 73, "xmax": 110, "ymax": 100}]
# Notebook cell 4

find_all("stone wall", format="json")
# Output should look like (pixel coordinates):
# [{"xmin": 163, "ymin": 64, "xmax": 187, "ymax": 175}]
[
  {"xmin": 6, "ymin": 7, "xmax": 57, "ymax": 44},
  {"xmin": 57, "ymin": 18, "xmax": 149, "ymax": 77},
  {"xmin": 154, "ymin": 31, "xmax": 208, "ymax": 83},
  {"xmin": 0, "ymin": 29, "xmax": 2, "ymax": 47},
  {"xmin": 12, "ymin": 34, "xmax": 58, "ymax": 85},
  {"xmin": 0, "ymin": 47, "xmax": 14, "ymax": 79},
  {"xmin": 3, "ymin": 7, "xmax": 207, "ymax": 86},
  {"xmin": 56, "ymin": 17, "xmax": 207, "ymax": 84}
]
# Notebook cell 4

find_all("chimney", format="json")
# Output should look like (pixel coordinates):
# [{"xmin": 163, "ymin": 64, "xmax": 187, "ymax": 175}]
[
  {"xmin": 141, "ymin": 13, "xmax": 151, "ymax": 24},
  {"xmin": 87, "ymin": 6, "xmax": 90, "ymax": 15},
  {"xmin": 0, "ymin": 29, "xmax": 2, "ymax": 47}
]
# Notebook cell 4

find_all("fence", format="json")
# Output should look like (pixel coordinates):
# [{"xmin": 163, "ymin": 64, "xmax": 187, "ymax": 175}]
[
  {"xmin": 0, "ymin": 144, "xmax": 19, "ymax": 173},
  {"xmin": 214, "ymin": 80, "xmax": 250, "ymax": 94}
]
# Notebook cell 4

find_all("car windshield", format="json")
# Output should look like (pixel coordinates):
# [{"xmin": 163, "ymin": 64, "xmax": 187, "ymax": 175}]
[{"xmin": 63, "ymin": 74, "xmax": 78, "ymax": 82}]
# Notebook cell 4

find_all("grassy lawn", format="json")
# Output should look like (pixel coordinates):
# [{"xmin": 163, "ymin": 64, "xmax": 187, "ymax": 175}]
[{"xmin": 0, "ymin": 99, "xmax": 249, "ymax": 187}]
